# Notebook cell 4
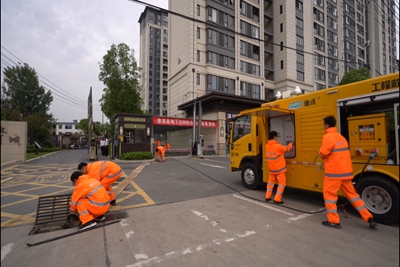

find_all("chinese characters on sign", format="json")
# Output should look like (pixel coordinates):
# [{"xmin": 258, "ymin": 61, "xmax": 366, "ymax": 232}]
[
  {"xmin": 152, "ymin": 117, "xmax": 218, "ymax": 128},
  {"xmin": 371, "ymin": 78, "xmax": 399, "ymax": 92},
  {"xmin": 9, "ymin": 134, "xmax": 20, "ymax": 146},
  {"xmin": 304, "ymin": 98, "xmax": 317, "ymax": 106},
  {"xmin": 1, "ymin": 127, "xmax": 21, "ymax": 146}
]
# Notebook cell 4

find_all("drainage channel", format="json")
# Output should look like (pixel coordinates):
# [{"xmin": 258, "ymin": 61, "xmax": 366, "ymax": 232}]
[{"xmin": 28, "ymin": 194, "xmax": 128, "ymax": 235}]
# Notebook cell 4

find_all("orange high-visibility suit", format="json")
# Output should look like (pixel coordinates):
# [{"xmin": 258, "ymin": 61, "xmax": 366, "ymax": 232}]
[
  {"xmin": 265, "ymin": 140, "xmax": 293, "ymax": 202},
  {"xmin": 70, "ymin": 174, "xmax": 110, "ymax": 225},
  {"xmin": 156, "ymin": 145, "xmax": 166, "ymax": 162},
  {"xmin": 165, "ymin": 142, "xmax": 171, "ymax": 151},
  {"xmin": 86, "ymin": 161, "xmax": 122, "ymax": 201},
  {"xmin": 319, "ymin": 127, "xmax": 373, "ymax": 224}
]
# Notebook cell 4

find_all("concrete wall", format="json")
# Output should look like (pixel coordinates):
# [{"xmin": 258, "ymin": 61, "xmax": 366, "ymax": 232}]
[{"xmin": 1, "ymin": 121, "xmax": 28, "ymax": 164}]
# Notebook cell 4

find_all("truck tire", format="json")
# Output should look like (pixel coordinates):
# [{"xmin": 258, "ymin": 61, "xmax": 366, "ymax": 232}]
[
  {"xmin": 241, "ymin": 163, "xmax": 259, "ymax": 190},
  {"xmin": 357, "ymin": 176, "xmax": 399, "ymax": 224}
]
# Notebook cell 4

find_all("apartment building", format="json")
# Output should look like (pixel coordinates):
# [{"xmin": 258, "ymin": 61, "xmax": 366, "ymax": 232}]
[
  {"xmin": 139, "ymin": 0, "xmax": 398, "ymax": 153},
  {"xmin": 138, "ymin": 7, "xmax": 170, "ymax": 117}
]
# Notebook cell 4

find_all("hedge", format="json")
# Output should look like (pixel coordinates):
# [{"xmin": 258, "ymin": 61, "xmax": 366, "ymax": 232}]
[{"xmin": 120, "ymin": 151, "xmax": 154, "ymax": 160}]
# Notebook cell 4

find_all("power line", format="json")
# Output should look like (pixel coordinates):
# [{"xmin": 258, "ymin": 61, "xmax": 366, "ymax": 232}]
[{"xmin": 1, "ymin": 45, "xmax": 102, "ymax": 108}]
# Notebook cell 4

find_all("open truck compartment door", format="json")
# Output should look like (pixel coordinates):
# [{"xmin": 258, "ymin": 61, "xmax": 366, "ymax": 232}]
[{"xmin": 230, "ymin": 104, "xmax": 295, "ymax": 190}]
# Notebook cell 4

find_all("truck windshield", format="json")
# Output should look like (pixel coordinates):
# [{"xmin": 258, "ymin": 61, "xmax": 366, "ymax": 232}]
[{"xmin": 233, "ymin": 115, "xmax": 251, "ymax": 142}]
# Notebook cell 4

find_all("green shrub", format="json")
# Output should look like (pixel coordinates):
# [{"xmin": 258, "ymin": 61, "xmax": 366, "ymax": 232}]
[
  {"xmin": 120, "ymin": 151, "xmax": 154, "ymax": 160},
  {"xmin": 27, "ymin": 145, "xmax": 60, "ymax": 153},
  {"xmin": 43, "ymin": 140, "xmax": 54, "ymax": 148}
]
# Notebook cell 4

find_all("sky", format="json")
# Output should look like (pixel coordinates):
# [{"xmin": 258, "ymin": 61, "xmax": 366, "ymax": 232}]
[
  {"xmin": 1, "ymin": 0, "xmax": 399, "ymax": 124},
  {"xmin": 1, "ymin": 0, "xmax": 168, "ymax": 123}
]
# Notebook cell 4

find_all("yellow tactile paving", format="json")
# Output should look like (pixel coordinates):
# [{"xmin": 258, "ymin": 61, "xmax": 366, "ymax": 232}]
[{"xmin": 1, "ymin": 163, "xmax": 155, "ymax": 228}]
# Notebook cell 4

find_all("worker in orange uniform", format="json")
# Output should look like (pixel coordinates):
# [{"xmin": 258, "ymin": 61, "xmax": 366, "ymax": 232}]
[
  {"xmin": 155, "ymin": 145, "xmax": 166, "ymax": 162},
  {"xmin": 319, "ymin": 116, "xmax": 377, "ymax": 229},
  {"xmin": 265, "ymin": 131, "xmax": 293, "ymax": 204},
  {"xmin": 78, "ymin": 161, "xmax": 122, "ymax": 206},
  {"xmin": 69, "ymin": 171, "xmax": 110, "ymax": 230},
  {"xmin": 165, "ymin": 141, "xmax": 171, "ymax": 151}
]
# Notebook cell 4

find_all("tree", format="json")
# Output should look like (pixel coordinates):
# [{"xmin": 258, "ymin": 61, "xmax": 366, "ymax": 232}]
[
  {"xmin": 98, "ymin": 43, "xmax": 143, "ymax": 122},
  {"xmin": 76, "ymin": 118, "xmax": 105, "ymax": 136},
  {"xmin": 339, "ymin": 67, "xmax": 370, "ymax": 86},
  {"xmin": 2, "ymin": 63, "xmax": 55, "ymax": 142}
]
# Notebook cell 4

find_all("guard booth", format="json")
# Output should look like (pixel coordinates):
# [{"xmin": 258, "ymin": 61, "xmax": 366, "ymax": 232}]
[{"xmin": 113, "ymin": 113, "xmax": 152, "ymax": 159}]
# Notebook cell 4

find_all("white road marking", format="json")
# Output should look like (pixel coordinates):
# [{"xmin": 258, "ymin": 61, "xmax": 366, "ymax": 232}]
[
  {"xmin": 135, "ymin": 254, "xmax": 148, "ymax": 260},
  {"xmin": 191, "ymin": 210, "xmax": 209, "ymax": 220},
  {"xmin": 125, "ymin": 231, "xmax": 134, "ymax": 239},
  {"xmin": 285, "ymin": 208, "xmax": 324, "ymax": 223},
  {"xmin": 233, "ymin": 194, "xmax": 294, "ymax": 216},
  {"xmin": 1, "ymin": 243, "xmax": 13, "ymax": 262},
  {"xmin": 126, "ymin": 230, "xmax": 256, "ymax": 267},
  {"xmin": 120, "ymin": 219, "xmax": 128, "ymax": 226},
  {"xmin": 200, "ymin": 163, "xmax": 226, "ymax": 169}
]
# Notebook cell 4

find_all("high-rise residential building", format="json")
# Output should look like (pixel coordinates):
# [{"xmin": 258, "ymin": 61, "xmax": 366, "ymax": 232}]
[
  {"xmin": 138, "ymin": 7, "xmax": 169, "ymax": 116},
  {"xmin": 138, "ymin": 1, "xmax": 398, "ymax": 152}
]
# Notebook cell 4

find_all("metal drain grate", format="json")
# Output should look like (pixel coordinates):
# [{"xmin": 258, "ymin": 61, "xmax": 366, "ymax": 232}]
[
  {"xmin": 28, "ymin": 194, "xmax": 129, "ymax": 235},
  {"xmin": 29, "ymin": 194, "xmax": 72, "ymax": 235}
]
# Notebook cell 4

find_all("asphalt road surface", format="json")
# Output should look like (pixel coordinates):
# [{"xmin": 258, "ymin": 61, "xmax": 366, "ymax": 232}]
[{"xmin": 1, "ymin": 149, "xmax": 399, "ymax": 267}]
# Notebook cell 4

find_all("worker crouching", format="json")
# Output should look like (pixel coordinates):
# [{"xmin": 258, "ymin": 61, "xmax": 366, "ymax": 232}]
[
  {"xmin": 70, "ymin": 171, "xmax": 110, "ymax": 230},
  {"xmin": 155, "ymin": 146, "xmax": 166, "ymax": 162}
]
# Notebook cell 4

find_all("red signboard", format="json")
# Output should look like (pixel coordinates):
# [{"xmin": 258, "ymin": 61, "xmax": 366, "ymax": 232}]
[{"xmin": 152, "ymin": 116, "xmax": 218, "ymax": 128}]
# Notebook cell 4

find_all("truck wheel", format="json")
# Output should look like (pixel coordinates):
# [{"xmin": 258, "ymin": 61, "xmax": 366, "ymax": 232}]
[
  {"xmin": 241, "ymin": 163, "xmax": 259, "ymax": 190},
  {"xmin": 357, "ymin": 176, "xmax": 399, "ymax": 224}
]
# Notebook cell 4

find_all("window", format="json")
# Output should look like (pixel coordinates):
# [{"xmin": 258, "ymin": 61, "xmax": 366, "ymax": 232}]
[
  {"xmin": 197, "ymin": 50, "xmax": 200, "ymax": 62},
  {"xmin": 65, "ymin": 124, "xmax": 72, "ymax": 129},
  {"xmin": 280, "ymin": 23, "xmax": 283, "ymax": 32},
  {"xmin": 197, "ymin": 73, "xmax": 200, "ymax": 85},
  {"xmin": 296, "ymin": 35, "xmax": 304, "ymax": 46},
  {"xmin": 197, "ymin": 5, "xmax": 200, "ymax": 16},
  {"xmin": 206, "ymin": 75, "xmax": 235, "ymax": 94},
  {"xmin": 297, "ymin": 71, "xmax": 304, "ymax": 81},
  {"xmin": 296, "ymin": 0, "xmax": 303, "ymax": 11},
  {"xmin": 314, "ymin": 53, "xmax": 325, "ymax": 66},
  {"xmin": 240, "ymin": 82, "xmax": 260, "ymax": 98},
  {"xmin": 197, "ymin": 27, "xmax": 200, "ymax": 39},
  {"xmin": 281, "ymin": 60, "xmax": 284, "ymax": 69},
  {"xmin": 280, "ymin": 5, "xmax": 283, "ymax": 14},
  {"xmin": 240, "ymin": 61, "xmax": 260, "ymax": 76},
  {"xmin": 58, "ymin": 124, "xmax": 62, "ymax": 129},
  {"xmin": 296, "ymin": 17, "xmax": 303, "ymax": 29},
  {"xmin": 233, "ymin": 115, "xmax": 251, "ymax": 141},
  {"xmin": 314, "ymin": 67, "xmax": 325, "ymax": 81},
  {"xmin": 280, "ymin": 41, "xmax": 283, "ymax": 51},
  {"xmin": 297, "ymin": 53, "xmax": 304, "ymax": 63}
]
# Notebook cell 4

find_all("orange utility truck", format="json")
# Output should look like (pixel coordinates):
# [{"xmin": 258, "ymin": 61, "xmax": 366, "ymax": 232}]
[{"xmin": 229, "ymin": 73, "xmax": 399, "ymax": 224}]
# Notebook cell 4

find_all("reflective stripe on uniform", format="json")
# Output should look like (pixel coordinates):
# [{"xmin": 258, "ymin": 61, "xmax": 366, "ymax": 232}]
[
  {"xmin": 106, "ymin": 169, "xmax": 122, "ymax": 179},
  {"xmin": 325, "ymin": 172, "xmax": 353, "ymax": 178},
  {"xmin": 266, "ymin": 155, "xmax": 280, "ymax": 160},
  {"xmin": 325, "ymin": 199, "xmax": 337, "ymax": 204},
  {"xmin": 326, "ymin": 209, "xmax": 337, "ymax": 213},
  {"xmin": 349, "ymin": 196, "xmax": 361, "ymax": 202},
  {"xmin": 88, "ymin": 199, "xmax": 111, "ymax": 207},
  {"xmin": 270, "ymin": 166, "xmax": 287, "ymax": 174},
  {"xmin": 99, "ymin": 161, "xmax": 107, "ymax": 180},
  {"xmin": 86, "ymin": 184, "xmax": 103, "ymax": 198},
  {"xmin": 331, "ymin": 147, "xmax": 349, "ymax": 152}
]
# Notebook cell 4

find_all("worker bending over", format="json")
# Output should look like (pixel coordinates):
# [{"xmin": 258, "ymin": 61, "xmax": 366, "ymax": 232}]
[
  {"xmin": 70, "ymin": 171, "xmax": 110, "ymax": 230},
  {"xmin": 78, "ymin": 161, "xmax": 122, "ymax": 206},
  {"xmin": 155, "ymin": 145, "xmax": 166, "ymax": 162}
]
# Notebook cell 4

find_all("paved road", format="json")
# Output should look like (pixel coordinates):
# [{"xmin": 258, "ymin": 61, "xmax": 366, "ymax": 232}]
[{"xmin": 1, "ymin": 149, "xmax": 399, "ymax": 267}]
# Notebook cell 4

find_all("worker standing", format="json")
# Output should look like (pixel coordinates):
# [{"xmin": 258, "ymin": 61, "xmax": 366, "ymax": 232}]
[
  {"xmin": 78, "ymin": 161, "xmax": 122, "ymax": 206},
  {"xmin": 265, "ymin": 131, "xmax": 293, "ymax": 204},
  {"xmin": 69, "ymin": 171, "xmax": 110, "ymax": 230},
  {"xmin": 155, "ymin": 145, "xmax": 166, "ymax": 162},
  {"xmin": 319, "ymin": 116, "xmax": 377, "ymax": 229}
]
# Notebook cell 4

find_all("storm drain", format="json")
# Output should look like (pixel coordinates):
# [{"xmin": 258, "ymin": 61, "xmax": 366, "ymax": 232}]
[{"xmin": 28, "ymin": 194, "xmax": 129, "ymax": 235}]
